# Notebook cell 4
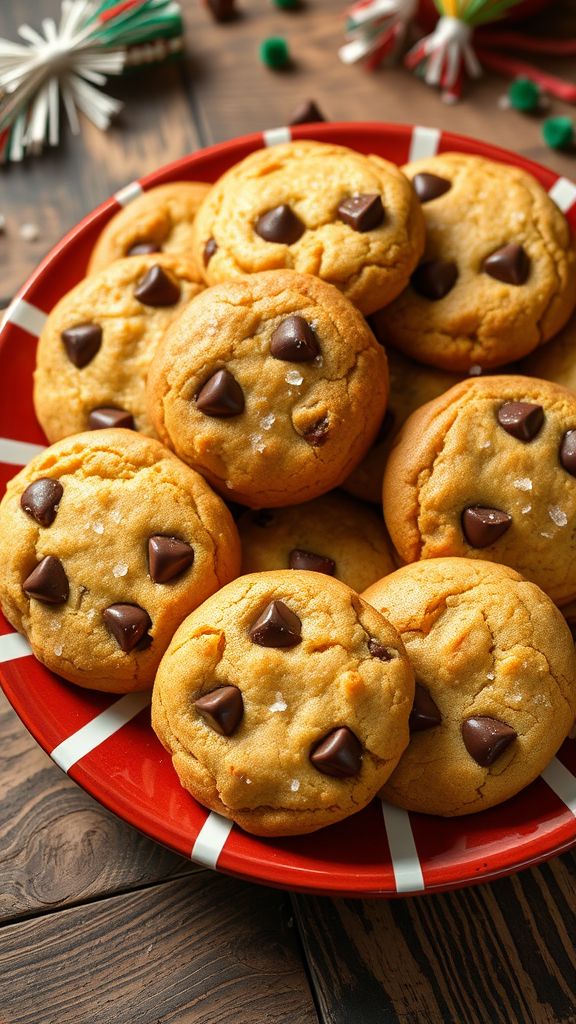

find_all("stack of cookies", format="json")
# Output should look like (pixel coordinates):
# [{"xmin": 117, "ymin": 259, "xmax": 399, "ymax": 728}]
[{"xmin": 2, "ymin": 140, "xmax": 576, "ymax": 837}]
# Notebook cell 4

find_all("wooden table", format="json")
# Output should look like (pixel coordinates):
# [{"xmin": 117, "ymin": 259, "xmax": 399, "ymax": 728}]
[{"xmin": 1, "ymin": 2, "xmax": 576, "ymax": 1021}]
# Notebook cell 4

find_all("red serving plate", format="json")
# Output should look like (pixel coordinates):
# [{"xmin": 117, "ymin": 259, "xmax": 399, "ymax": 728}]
[{"xmin": 1, "ymin": 123, "xmax": 575, "ymax": 897}]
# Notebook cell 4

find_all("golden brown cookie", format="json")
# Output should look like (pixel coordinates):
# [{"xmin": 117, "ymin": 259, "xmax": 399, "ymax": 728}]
[
  {"xmin": 192, "ymin": 140, "xmax": 425, "ymax": 315},
  {"xmin": 343, "ymin": 346, "xmax": 460, "ymax": 504},
  {"xmin": 88, "ymin": 182, "xmax": 211, "ymax": 274},
  {"xmin": 378, "ymin": 153, "xmax": 576, "ymax": 371},
  {"xmin": 363, "ymin": 558, "xmax": 576, "ymax": 816},
  {"xmin": 0, "ymin": 430, "xmax": 240, "ymax": 693},
  {"xmin": 383, "ymin": 374, "xmax": 576, "ymax": 605},
  {"xmin": 237, "ymin": 491, "xmax": 396, "ymax": 592},
  {"xmin": 152, "ymin": 570, "xmax": 415, "ymax": 836},
  {"xmin": 521, "ymin": 312, "xmax": 576, "ymax": 390},
  {"xmin": 34, "ymin": 254, "xmax": 204, "ymax": 442},
  {"xmin": 147, "ymin": 269, "xmax": 389, "ymax": 507}
]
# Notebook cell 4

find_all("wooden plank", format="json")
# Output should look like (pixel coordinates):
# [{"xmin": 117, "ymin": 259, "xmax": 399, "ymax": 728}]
[
  {"xmin": 292, "ymin": 852, "xmax": 576, "ymax": 1024},
  {"xmin": 0, "ymin": 873, "xmax": 319, "ymax": 1024},
  {"xmin": 0, "ymin": 692, "xmax": 200, "ymax": 925},
  {"xmin": 0, "ymin": 0, "xmax": 202, "ymax": 303}
]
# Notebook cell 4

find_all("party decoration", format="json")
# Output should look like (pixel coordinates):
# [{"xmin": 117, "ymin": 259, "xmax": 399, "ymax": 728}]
[
  {"xmin": 340, "ymin": 0, "xmax": 418, "ymax": 70},
  {"xmin": 0, "ymin": 0, "xmax": 184, "ymax": 164},
  {"xmin": 542, "ymin": 116, "xmax": 574, "ymax": 151},
  {"xmin": 259, "ymin": 35, "xmax": 291, "ymax": 69},
  {"xmin": 506, "ymin": 76, "xmax": 540, "ymax": 112}
]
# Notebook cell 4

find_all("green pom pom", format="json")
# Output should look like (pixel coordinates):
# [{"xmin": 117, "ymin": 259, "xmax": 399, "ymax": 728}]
[
  {"xmin": 542, "ymin": 116, "xmax": 574, "ymax": 151},
  {"xmin": 508, "ymin": 77, "xmax": 540, "ymax": 113},
  {"xmin": 259, "ymin": 36, "xmax": 291, "ymax": 69},
  {"xmin": 273, "ymin": 0, "xmax": 300, "ymax": 8}
]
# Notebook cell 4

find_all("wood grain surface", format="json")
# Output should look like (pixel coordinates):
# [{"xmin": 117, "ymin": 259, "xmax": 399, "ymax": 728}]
[{"xmin": 1, "ymin": 1, "xmax": 576, "ymax": 1021}]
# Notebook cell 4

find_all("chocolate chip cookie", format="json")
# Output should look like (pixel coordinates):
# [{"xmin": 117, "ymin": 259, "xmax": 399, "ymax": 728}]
[
  {"xmin": 363, "ymin": 558, "xmax": 576, "ymax": 816},
  {"xmin": 383, "ymin": 374, "xmax": 576, "ymax": 604},
  {"xmin": 192, "ymin": 140, "xmax": 425, "ymax": 315},
  {"xmin": 34, "ymin": 254, "xmax": 204, "ymax": 442},
  {"xmin": 343, "ymin": 346, "xmax": 460, "ymax": 504},
  {"xmin": 237, "ymin": 491, "xmax": 396, "ymax": 592},
  {"xmin": 0, "ymin": 429, "xmax": 240, "ymax": 692},
  {"xmin": 152, "ymin": 570, "xmax": 415, "ymax": 836},
  {"xmin": 378, "ymin": 153, "xmax": 576, "ymax": 371},
  {"xmin": 88, "ymin": 182, "xmax": 212, "ymax": 274},
  {"xmin": 147, "ymin": 269, "xmax": 389, "ymax": 507}
]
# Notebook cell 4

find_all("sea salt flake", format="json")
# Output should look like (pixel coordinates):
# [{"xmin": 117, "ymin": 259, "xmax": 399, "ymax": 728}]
[
  {"xmin": 92, "ymin": 521, "xmax": 104, "ymax": 535},
  {"xmin": 110, "ymin": 509, "xmax": 123, "ymax": 524},
  {"xmin": 521, "ymin": 505, "xmax": 532, "ymax": 515},
  {"xmin": 53, "ymin": 645, "xmax": 63, "ymax": 657},
  {"xmin": 548, "ymin": 506, "xmax": 568, "ymax": 527},
  {"xmin": 540, "ymin": 531, "xmax": 553, "ymax": 539},
  {"xmin": 249, "ymin": 433, "xmax": 266, "ymax": 453},
  {"xmin": 532, "ymin": 693, "xmax": 551, "ymax": 708},
  {"xmin": 486, "ymin": 671, "xmax": 495, "ymax": 680},
  {"xmin": 479, "ymin": 439, "xmax": 491, "ymax": 449},
  {"xmin": 513, "ymin": 478, "xmax": 532, "ymax": 492},
  {"xmin": 86, "ymin": 608, "xmax": 96, "ymax": 620},
  {"xmin": 260, "ymin": 413, "xmax": 275, "ymax": 430},
  {"xmin": 269, "ymin": 692, "xmax": 287, "ymax": 713},
  {"xmin": 50, "ymin": 619, "xmax": 62, "ymax": 632},
  {"xmin": 314, "ymin": 355, "xmax": 323, "ymax": 368},
  {"xmin": 290, "ymin": 779, "xmax": 300, "ymax": 792},
  {"xmin": 285, "ymin": 370, "xmax": 303, "ymax": 386},
  {"xmin": 113, "ymin": 561, "xmax": 128, "ymax": 578},
  {"xmin": 244, "ymin": 777, "xmax": 252, "ymax": 785}
]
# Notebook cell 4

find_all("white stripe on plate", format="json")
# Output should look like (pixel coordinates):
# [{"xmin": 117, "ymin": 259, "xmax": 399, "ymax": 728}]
[
  {"xmin": 50, "ymin": 691, "xmax": 151, "ymax": 773},
  {"xmin": 191, "ymin": 811, "xmax": 234, "ymax": 868},
  {"xmin": 1, "ymin": 297, "xmax": 47, "ymax": 337},
  {"xmin": 0, "ymin": 437, "xmax": 46, "ymax": 466},
  {"xmin": 548, "ymin": 177, "xmax": 576, "ymax": 214},
  {"xmin": 408, "ymin": 125, "xmax": 441, "ymax": 163},
  {"xmin": 263, "ymin": 126, "xmax": 292, "ymax": 147},
  {"xmin": 114, "ymin": 181, "xmax": 144, "ymax": 207},
  {"xmin": 0, "ymin": 632, "xmax": 32, "ymax": 663},
  {"xmin": 381, "ymin": 801, "xmax": 425, "ymax": 893},
  {"xmin": 541, "ymin": 757, "xmax": 576, "ymax": 816}
]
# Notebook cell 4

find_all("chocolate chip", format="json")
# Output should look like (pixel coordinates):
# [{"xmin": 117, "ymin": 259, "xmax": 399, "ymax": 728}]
[
  {"xmin": 409, "ymin": 683, "xmax": 441, "ymax": 733},
  {"xmin": 249, "ymin": 599, "xmax": 302, "ymax": 647},
  {"xmin": 126, "ymin": 242, "xmax": 160, "ymax": 256},
  {"xmin": 483, "ymin": 243, "xmax": 530, "ymax": 285},
  {"xmin": 196, "ymin": 369, "xmax": 245, "ymax": 417},
  {"xmin": 461, "ymin": 716, "xmax": 517, "ymax": 767},
  {"xmin": 255, "ymin": 205, "xmax": 305, "ymax": 245},
  {"xmin": 337, "ymin": 194, "xmax": 384, "ymax": 232},
  {"xmin": 148, "ymin": 535, "xmax": 194, "ymax": 583},
  {"xmin": 88, "ymin": 407, "xmax": 135, "ymax": 430},
  {"xmin": 195, "ymin": 686, "xmax": 244, "ymax": 735},
  {"xmin": 560, "ymin": 430, "xmax": 576, "ymax": 476},
  {"xmin": 270, "ymin": 316, "xmax": 319, "ymax": 362},
  {"xmin": 134, "ymin": 265, "xmax": 181, "ymax": 306},
  {"xmin": 412, "ymin": 260, "xmax": 458, "ymax": 300},
  {"xmin": 367, "ymin": 638, "xmax": 393, "ymax": 661},
  {"xmin": 303, "ymin": 416, "xmax": 329, "ymax": 447},
  {"xmin": 61, "ymin": 323, "xmax": 102, "ymax": 368},
  {"xmin": 253, "ymin": 509, "xmax": 274, "ymax": 527},
  {"xmin": 310, "ymin": 727, "xmax": 363, "ymax": 778},
  {"xmin": 462, "ymin": 507, "xmax": 512, "ymax": 548},
  {"xmin": 20, "ymin": 478, "xmax": 63, "ymax": 527},
  {"xmin": 289, "ymin": 99, "xmax": 325, "ymax": 125},
  {"xmin": 497, "ymin": 401, "xmax": 544, "ymax": 441},
  {"xmin": 23, "ymin": 556, "xmax": 69, "ymax": 604},
  {"xmin": 203, "ymin": 238, "xmax": 218, "ymax": 266},
  {"xmin": 412, "ymin": 173, "xmax": 451, "ymax": 203},
  {"xmin": 102, "ymin": 603, "xmax": 152, "ymax": 653},
  {"xmin": 206, "ymin": 0, "xmax": 237, "ymax": 22},
  {"xmin": 288, "ymin": 549, "xmax": 336, "ymax": 575}
]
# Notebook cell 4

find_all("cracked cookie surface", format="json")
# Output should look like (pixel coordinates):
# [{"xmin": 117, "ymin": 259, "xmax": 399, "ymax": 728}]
[
  {"xmin": 34, "ymin": 254, "xmax": 204, "ymax": 442},
  {"xmin": 237, "ymin": 491, "xmax": 396, "ymax": 592},
  {"xmin": 363, "ymin": 558, "xmax": 576, "ymax": 816},
  {"xmin": 152, "ymin": 570, "xmax": 415, "ymax": 836},
  {"xmin": 378, "ymin": 153, "xmax": 576, "ymax": 371},
  {"xmin": 147, "ymin": 269, "xmax": 389, "ymax": 507},
  {"xmin": 0, "ymin": 429, "xmax": 240, "ymax": 692},
  {"xmin": 192, "ymin": 140, "xmax": 425, "ymax": 315},
  {"xmin": 88, "ymin": 182, "xmax": 212, "ymax": 274},
  {"xmin": 383, "ymin": 374, "xmax": 576, "ymax": 604}
]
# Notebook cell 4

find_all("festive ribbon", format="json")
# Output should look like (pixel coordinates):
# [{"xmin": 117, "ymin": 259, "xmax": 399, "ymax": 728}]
[
  {"xmin": 0, "ymin": 0, "xmax": 183, "ymax": 163},
  {"xmin": 339, "ymin": 0, "xmax": 418, "ymax": 70}
]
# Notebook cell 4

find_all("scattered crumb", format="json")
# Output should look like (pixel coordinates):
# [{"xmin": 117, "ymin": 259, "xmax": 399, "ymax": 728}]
[{"xmin": 20, "ymin": 222, "xmax": 39, "ymax": 242}]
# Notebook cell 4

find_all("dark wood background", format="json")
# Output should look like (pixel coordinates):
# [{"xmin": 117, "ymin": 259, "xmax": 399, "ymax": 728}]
[{"xmin": 1, "ymin": 1, "xmax": 576, "ymax": 1021}]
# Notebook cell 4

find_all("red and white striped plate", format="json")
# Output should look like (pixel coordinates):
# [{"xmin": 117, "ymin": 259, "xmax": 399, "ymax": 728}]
[{"xmin": 1, "ymin": 123, "xmax": 576, "ymax": 897}]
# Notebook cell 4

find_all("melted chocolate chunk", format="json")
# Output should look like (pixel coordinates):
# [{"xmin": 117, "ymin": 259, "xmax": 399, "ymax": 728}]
[
  {"xmin": 412, "ymin": 173, "xmax": 451, "ymax": 203},
  {"xmin": 203, "ymin": 238, "xmax": 218, "ymax": 266},
  {"xmin": 303, "ymin": 416, "xmax": 330, "ymax": 447},
  {"xmin": 88, "ymin": 407, "xmax": 135, "ymax": 430},
  {"xmin": 497, "ymin": 401, "xmax": 544, "ymax": 441},
  {"xmin": 23, "ymin": 556, "xmax": 69, "ymax": 604},
  {"xmin": 249, "ymin": 599, "xmax": 302, "ymax": 648},
  {"xmin": 288, "ymin": 549, "xmax": 336, "ymax": 575},
  {"xmin": 412, "ymin": 260, "xmax": 458, "ymax": 300},
  {"xmin": 254, "ymin": 205, "xmax": 305, "ymax": 245},
  {"xmin": 195, "ymin": 686, "xmax": 244, "ymax": 735},
  {"xmin": 270, "ymin": 316, "xmax": 319, "ymax": 362},
  {"xmin": 148, "ymin": 535, "xmax": 194, "ymax": 583},
  {"xmin": 196, "ymin": 369, "xmax": 245, "ymax": 417},
  {"xmin": 310, "ymin": 727, "xmax": 363, "ymax": 778},
  {"xmin": 102, "ymin": 603, "xmax": 152, "ymax": 653},
  {"xmin": 337, "ymin": 194, "xmax": 384, "ymax": 232},
  {"xmin": 134, "ymin": 265, "xmax": 181, "ymax": 306},
  {"xmin": 461, "ymin": 716, "xmax": 517, "ymax": 767},
  {"xmin": 483, "ymin": 243, "xmax": 530, "ymax": 285},
  {"xmin": 462, "ymin": 507, "xmax": 512, "ymax": 548},
  {"xmin": 20, "ymin": 478, "xmax": 63, "ymax": 527},
  {"xmin": 409, "ymin": 683, "xmax": 441, "ymax": 733},
  {"xmin": 61, "ymin": 323, "xmax": 102, "ymax": 368}
]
